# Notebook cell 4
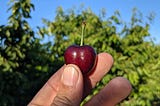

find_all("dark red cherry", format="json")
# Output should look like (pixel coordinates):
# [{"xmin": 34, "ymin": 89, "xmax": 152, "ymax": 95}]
[{"xmin": 64, "ymin": 45, "xmax": 96, "ymax": 74}]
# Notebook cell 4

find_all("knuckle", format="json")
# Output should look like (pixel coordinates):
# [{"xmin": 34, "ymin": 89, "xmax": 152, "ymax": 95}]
[{"xmin": 52, "ymin": 95, "xmax": 73, "ymax": 106}]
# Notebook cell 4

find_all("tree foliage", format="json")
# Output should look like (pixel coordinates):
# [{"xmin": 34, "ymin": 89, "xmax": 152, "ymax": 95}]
[
  {"xmin": 0, "ymin": 0, "xmax": 61, "ymax": 105},
  {"xmin": 0, "ymin": 1, "xmax": 160, "ymax": 106}
]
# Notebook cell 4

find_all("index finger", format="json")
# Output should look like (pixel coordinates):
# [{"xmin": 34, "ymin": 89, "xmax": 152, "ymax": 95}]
[{"xmin": 83, "ymin": 53, "xmax": 114, "ymax": 97}]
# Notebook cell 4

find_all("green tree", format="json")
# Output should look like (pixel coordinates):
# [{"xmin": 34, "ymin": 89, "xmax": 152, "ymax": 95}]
[
  {"xmin": 0, "ymin": 0, "xmax": 35, "ymax": 105},
  {"xmin": 39, "ymin": 7, "xmax": 160, "ymax": 106},
  {"xmin": 0, "ymin": 1, "xmax": 160, "ymax": 106},
  {"xmin": 0, "ymin": 0, "xmax": 61, "ymax": 105}
]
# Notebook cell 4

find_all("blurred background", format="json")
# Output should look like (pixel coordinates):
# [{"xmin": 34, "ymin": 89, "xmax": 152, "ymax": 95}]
[{"xmin": 0, "ymin": 0, "xmax": 160, "ymax": 106}]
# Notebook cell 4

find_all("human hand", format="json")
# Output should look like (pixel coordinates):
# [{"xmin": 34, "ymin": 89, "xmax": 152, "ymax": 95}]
[{"xmin": 28, "ymin": 53, "xmax": 132, "ymax": 106}]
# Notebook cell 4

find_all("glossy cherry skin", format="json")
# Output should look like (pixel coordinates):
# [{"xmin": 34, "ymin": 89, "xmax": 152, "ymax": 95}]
[{"xmin": 64, "ymin": 45, "xmax": 97, "ymax": 74}]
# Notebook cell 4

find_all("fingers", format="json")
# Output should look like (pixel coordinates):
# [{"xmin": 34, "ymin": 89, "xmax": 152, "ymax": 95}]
[
  {"xmin": 88, "ymin": 52, "xmax": 114, "ymax": 86},
  {"xmin": 84, "ymin": 53, "xmax": 114, "ymax": 97},
  {"xmin": 51, "ymin": 64, "xmax": 84, "ymax": 106},
  {"xmin": 84, "ymin": 77, "xmax": 132, "ymax": 106},
  {"xmin": 29, "ymin": 64, "xmax": 84, "ymax": 106},
  {"xmin": 28, "ymin": 52, "xmax": 114, "ymax": 105}
]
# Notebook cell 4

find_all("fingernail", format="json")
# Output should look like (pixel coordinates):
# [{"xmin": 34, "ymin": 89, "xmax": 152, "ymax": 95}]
[{"xmin": 62, "ymin": 66, "xmax": 79, "ymax": 87}]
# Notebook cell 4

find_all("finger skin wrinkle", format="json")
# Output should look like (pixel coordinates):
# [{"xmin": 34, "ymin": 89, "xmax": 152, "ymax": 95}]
[
  {"xmin": 51, "ymin": 95, "xmax": 73, "ymax": 106},
  {"xmin": 47, "ymin": 81, "xmax": 59, "ymax": 93}
]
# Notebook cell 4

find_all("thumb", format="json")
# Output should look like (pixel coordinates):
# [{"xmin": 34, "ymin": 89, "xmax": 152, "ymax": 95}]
[{"xmin": 52, "ymin": 64, "xmax": 84, "ymax": 106}]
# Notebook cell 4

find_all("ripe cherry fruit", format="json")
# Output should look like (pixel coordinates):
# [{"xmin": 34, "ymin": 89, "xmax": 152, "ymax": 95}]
[{"xmin": 64, "ymin": 22, "xmax": 97, "ymax": 74}]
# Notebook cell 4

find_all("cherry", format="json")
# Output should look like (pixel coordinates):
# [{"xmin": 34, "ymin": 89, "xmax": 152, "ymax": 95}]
[
  {"xmin": 64, "ymin": 45, "xmax": 96, "ymax": 74},
  {"xmin": 64, "ymin": 22, "xmax": 97, "ymax": 74}
]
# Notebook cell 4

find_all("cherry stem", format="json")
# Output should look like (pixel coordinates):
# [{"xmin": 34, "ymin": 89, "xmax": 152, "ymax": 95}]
[{"xmin": 80, "ymin": 21, "xmax": 86, "ymax": 46}]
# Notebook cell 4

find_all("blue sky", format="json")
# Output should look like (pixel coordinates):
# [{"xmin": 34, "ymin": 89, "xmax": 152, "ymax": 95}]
[{"xmin": 0, "ymin": 0, "xmax": 160, "ymax": 44}]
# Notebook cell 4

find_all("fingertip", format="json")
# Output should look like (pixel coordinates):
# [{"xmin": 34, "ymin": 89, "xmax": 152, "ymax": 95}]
[
  {"xmin": 62, "ymin": 65, "xmax": 79, "ymax": 87},
  {"xmin": 99, "ymin": 52, "xmax": 114, "ymax": 64},
  {"xmin": 87, "ymin": 52, "xmax": 114, "ymax": 83},
  {"xmin": 110, "ymin": 77, "xmax": 132, "ymax": 95},
  {"xmin": 84, "ymin": 77, "xmax": 132, "ymax": 106},
  {"xmin": 65, "ymin": 64, "xmax": 81, "ymax": 73},
  {"xmin": 52, "ymin": 64, "xmax": 84, "ymax": 106}
]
